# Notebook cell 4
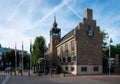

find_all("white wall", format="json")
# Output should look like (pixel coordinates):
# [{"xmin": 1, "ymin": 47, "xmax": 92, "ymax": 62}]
[
  {"xmin": 77, "ymin": 65, "xmax": 102, "ymax": 75},
  {"xmin": 61, "ymin": 65, "xmax": 102, "ymax": 75},
  {"xmin": 61, "ymin": 65, "xmax": 77, "ymax": 75}
]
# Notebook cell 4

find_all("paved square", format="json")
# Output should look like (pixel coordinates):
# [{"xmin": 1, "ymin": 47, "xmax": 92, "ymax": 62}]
[{"xmin": 1, "ymin": 74, "xmax": 120, "ymax": 84}]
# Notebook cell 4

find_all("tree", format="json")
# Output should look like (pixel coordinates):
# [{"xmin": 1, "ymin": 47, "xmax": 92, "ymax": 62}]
[
  {"xmin": 23, "ymin": 54, "xmax": 30, "ymax": 70},
  {"xmin": 101, "ymin": 30, "xmax": 109, "ymax": 48},
  {"xmin": 115, "ymin": 44, "xmax": 120, "ymax": 54},
  {"xmin": 101, "ymin": 30, "xmax": 120, "ymax": 73},
  {"xmin": 101, "ymin": 30, "xmax": 109, "ymax": 73},
  {"xmin": 31, "ymin": 36, "xmax": 46, "ymax": 72},
  {"xmin": 3, "ymin": 49, "xmax": 19, "ymax": 68}
]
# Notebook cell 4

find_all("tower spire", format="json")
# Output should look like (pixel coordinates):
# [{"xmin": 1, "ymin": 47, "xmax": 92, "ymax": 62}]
[
  {"xmin": 54, "ymin": 16, "xmax": 56, "ymax": 23},
  {"xmin": 53, "ymin": 15, "xmax": 57, "ymax": 27}
]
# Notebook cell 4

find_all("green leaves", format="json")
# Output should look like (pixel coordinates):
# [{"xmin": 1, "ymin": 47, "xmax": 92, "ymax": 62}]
[
  {"xmin": 101, "ymin": 30, "xmax": 109, "ymax": 48},
  {"xmin": 4, "ymin": 49, "xmax": 16, "ymax": 67},
  {"xmin": 31, "ymin": 36, "xmax": 46, "ymax": 65}
]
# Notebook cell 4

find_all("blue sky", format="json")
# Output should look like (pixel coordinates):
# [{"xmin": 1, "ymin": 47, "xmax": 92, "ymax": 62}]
[{"xmin": 0, "ymin": 0, "xmax": 120, "ymax": 52}]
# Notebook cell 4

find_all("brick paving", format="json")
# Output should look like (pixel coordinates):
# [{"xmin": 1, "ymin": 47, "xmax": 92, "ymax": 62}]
[
  {"xmin": 82, "ymin": 75, "xmax": 120, "ymax": 84},
  {"xmin": 0, "ymin": 75, "xmax": 6, "ymax": 84},
  {"xmin": 6, "ymin": 75, "xmax": 107, "ymax": 84},
  {"xmin": 1, "ymin": 71, "xmax": 120, "ymax": 84}
]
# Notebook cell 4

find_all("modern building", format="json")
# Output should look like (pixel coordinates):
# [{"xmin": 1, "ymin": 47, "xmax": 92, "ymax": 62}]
[
  {"xmin": 0, "ymin": 44, "xmax": 11, "ymax": 60},
  {"xmin": 46, "ymin": 8, "xmax": 103, "ymax": 75},
  {"xmin": 0, "ymin": 44, "xmax": 29, "ymax": 69},
  {"xmin": 0, "ymin": 44, "xmax": 12, "ymax": 69}
]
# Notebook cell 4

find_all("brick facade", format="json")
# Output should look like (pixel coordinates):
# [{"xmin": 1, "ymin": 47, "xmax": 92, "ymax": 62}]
[{"xmin": 47, "ymin": 8, "xmax": 103, "ymax": 75}]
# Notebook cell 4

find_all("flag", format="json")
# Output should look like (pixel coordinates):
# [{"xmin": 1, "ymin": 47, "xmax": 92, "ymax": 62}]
[
  {"xmin": 30, "ymin": 40, "xmax": 32, "ymax": 53},
  {"xmin": 22, "ymin": 41, "xmax": 24, "ymax": 54}
]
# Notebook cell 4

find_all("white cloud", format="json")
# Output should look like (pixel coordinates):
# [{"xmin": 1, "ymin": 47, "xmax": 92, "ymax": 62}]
[
  {"xmin": 0, "ymin": 0, "xmax": 74, "ymax": 52},
  {"xmin": 0, "ymin": 0, "xmax": 120, "ymax": 52},
  {"xmin": 7, "ymin": 0, "xmax": 27, "ymax": 22},
  {"xmin": 31, "ymin": 0, "xmax": 72, "ymax": 29}
]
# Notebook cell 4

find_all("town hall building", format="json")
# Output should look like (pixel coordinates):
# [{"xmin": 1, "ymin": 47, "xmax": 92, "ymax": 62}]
[{"xmin": 46, "ymin": 8, "xmax": 103, "ymax": 75}]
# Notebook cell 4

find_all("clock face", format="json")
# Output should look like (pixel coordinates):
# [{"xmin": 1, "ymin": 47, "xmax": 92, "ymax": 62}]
[{"xmin": 87, "ymin": 25, "xmax": 94, "ymax": 36}]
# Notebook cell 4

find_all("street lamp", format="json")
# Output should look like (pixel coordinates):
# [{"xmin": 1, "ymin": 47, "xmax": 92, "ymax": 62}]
[{"xmin": 108, "ymin": 37, "xmax": 113, "ymax": 75}]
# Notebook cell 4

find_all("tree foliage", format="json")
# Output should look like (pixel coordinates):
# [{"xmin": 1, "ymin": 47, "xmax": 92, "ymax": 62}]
[
  {"xmin": 101, "ymin": 30, "xmax": 109, "ymax": 73},
  {"xmin": 23, "ymin": 54, "xmax": 30, "ymax": 69},
  {"xmin": 101, "ymin": 30, "xmax": 109, "ymax": 48},
  {"xmin": 4, "ymin": 49, "xmax": 15, "ymax": 67},
  {"xmin": 3, "ymin": 49, "xmax": 19, "ymax": 68},
  {"xmin": 101, "ymin": 30, "xmax": 120, "ymax": 57},
  {"xmin": 101, "ymin": 30, "xmax": 120, "ymax": 73},
  {"xmin": 115, "ymin": 44, "xmax": 120, "ymax": 54},
  {"xmin": 32, "ymin": 36, "xmax": 46, "ymax": 66}
]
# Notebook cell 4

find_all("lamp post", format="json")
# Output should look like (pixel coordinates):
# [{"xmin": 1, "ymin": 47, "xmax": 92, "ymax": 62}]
[
  {"xmin": 108, "ymin": 37, "xmax": 113, "ymax": 75},
  {"xmin": 21, "ymin": 41, "xmax": 24, "ymax": 76}
]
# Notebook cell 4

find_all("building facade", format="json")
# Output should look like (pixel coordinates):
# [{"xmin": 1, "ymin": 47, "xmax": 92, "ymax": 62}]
[
  {"xmin": 47, "ymin": 8, "xmax": 103, "ymax": 75},
  {"xmin": 0, "ymin": 44, "xmax": 29, "ymax": 70}
]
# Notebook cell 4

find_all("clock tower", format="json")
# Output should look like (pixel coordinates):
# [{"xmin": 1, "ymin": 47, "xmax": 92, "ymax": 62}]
[{"xmin": 49, "ymin": 16, "xmax": 61, "ymax": 67}]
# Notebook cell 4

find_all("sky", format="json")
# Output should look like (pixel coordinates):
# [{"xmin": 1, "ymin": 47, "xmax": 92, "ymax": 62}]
[{"xmin": 0, "ymin": 0, "xmax": 120, "ymax": 52}]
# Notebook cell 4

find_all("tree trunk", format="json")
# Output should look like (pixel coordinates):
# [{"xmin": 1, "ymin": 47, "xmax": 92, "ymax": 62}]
[{"xmin": 33, "ymin": 65, "xmax": 36, "ymax": 73}]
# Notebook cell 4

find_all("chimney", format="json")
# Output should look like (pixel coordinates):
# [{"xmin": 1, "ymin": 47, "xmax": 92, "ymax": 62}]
[{"xmin": 84, "ymin": 8, "xmax": 93, "ymax": 20}]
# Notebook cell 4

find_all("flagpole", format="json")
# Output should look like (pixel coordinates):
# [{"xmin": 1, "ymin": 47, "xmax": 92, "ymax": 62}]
[
  {"xmin": 108, "ymin": 37, "xmax": 113, "ymax": 75},
  {"xmin": 108, "ymin": 40, "xmax": 111, "ymax": 75},
  {"xmin": 29, "ymin": 40, "xmax": 32, "ymax": 77},
  {"xmin": 22, "ymin": 41, "xmax": 24, "ymax": 76},
  {"xmin": 15, "ymin": 42, "xmax": 17, "ymax": 75}
]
